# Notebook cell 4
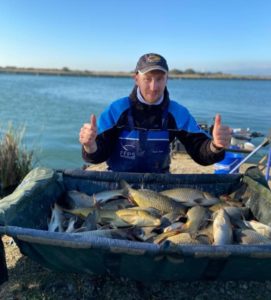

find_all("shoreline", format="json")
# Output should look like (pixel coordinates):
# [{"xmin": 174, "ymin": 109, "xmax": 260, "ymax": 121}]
[{"xmin": 1, "ymin": 67, "xmax": 271, "ymax": 80}]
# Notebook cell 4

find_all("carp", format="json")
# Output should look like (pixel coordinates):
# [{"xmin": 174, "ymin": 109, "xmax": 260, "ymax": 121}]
[
  {"xmin": 120, "ymin": 180, "xmax": 186, "ymax": 214},
  {"xmin": 160, "ymin": 188, "xmax": 219, "ymax": 207}
]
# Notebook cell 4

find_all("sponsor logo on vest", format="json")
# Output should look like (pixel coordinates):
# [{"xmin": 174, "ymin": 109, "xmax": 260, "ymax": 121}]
[
  {"xmin": 120, "ymin": 150, "xmax": 136, "ymax": 160},
  {"xmin": 121, "ymin": 143, "xmax": 136, "ymax": 152}
]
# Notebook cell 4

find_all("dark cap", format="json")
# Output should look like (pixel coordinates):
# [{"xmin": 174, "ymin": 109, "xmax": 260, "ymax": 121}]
[{"xmin": 135, "ymin": 53, "xmax": 168, "ymax": 74}]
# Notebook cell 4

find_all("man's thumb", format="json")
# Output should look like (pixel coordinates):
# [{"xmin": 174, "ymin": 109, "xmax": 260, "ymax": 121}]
[
  {"xmin": 90, "ymin": 114, "xmax": 97, "ymax": 128},
  {"xmin": 214, "ymin": 114, "xmax": 221, "ymax": 129}
]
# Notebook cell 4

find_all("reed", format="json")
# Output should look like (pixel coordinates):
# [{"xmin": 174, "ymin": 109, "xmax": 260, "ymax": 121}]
[{"xmin": 0, "ymin": 123, "xmax": 34, "ymax": 196}]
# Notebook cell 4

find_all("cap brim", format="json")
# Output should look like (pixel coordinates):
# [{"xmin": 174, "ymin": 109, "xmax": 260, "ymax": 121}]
[{"xmin": 138, "ymin": 66, "xmax": 168, "ymax": 74}]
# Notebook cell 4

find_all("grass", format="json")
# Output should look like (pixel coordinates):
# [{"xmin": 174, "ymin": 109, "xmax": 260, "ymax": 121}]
[{"xmin": 0, "ymin": 123, "xmax": 34, "ymax": 196}]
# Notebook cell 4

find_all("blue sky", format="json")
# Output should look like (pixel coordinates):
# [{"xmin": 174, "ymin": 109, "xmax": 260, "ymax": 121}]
[{"xmin": 0, "ymin": 0, "xmax": 270, "ymax": 75}]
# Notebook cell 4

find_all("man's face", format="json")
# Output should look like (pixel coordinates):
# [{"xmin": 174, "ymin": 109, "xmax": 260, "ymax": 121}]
[{"xmin": 134, "ymin": 70, "xmax": 168, "ymax": 104}]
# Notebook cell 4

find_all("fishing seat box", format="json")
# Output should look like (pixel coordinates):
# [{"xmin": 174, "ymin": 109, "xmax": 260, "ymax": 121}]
[{"xmin": 0, "ymin": 167, "xmax": 271, "ymax": 282}]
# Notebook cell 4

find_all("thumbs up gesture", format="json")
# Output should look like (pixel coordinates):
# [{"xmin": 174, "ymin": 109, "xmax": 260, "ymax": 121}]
[
  {"xmin": 212, "ymin": 114, "xmax": 232, "ymax": 149},
  {"xmin": 79, "ymin": 114, "xmax": 98, "ymax": 153}
]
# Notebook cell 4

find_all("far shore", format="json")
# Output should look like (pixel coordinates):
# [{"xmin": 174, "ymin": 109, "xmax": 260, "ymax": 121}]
[{"xmin": 1, "ymin": 66, "xmax": 271, "ymax": 80}]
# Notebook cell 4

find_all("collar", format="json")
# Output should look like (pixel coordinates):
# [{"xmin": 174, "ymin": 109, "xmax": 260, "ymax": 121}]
[{"xmin": 136, "ymin": 87, "xmax": 164, "ymax": 106}]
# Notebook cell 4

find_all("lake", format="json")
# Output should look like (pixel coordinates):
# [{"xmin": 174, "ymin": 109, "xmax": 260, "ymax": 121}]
[{"xmin": 0, "ymin": 74, "xmax": 270, "ymax": 169}]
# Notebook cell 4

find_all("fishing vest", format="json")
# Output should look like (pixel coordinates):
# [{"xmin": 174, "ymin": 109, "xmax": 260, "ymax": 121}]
[{"xmin": 107, "ymin": 101, "xmax": 170, "ymax": 173}]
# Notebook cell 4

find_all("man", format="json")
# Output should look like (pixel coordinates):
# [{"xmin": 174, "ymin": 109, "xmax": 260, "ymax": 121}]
[{"xmin": 79, "ymin": 53, "xmax": 232, "ymax": 173}]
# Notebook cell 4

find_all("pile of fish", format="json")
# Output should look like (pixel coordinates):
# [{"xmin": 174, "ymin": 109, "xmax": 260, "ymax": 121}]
[{"xmin": 47, "ymin": 180, "xmax": 271, "ymax": 246}]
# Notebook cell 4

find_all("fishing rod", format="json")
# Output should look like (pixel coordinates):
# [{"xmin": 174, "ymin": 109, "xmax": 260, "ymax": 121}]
[{"xmin": 229, "ymin": 135, "xmax": 271, "ymax": 174}]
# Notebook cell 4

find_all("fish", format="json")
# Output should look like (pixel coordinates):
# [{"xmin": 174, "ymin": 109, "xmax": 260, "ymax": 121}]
[
  {"xmin": 160, "ymin": 188, "xmax": 219, "ymax": 207},
  {"xmin": 99, "ymin": 198, "xmax": 133, "ymax": 210},
  {"xmin": 196, "ymin": 224, "xmax": 214, "ymax": 244},
  {"xmin": 242, "ymin": 220, "xmax": 271, "ymax": 239},
  {"xmin": 223, "ymin": 183, "xmax": 250, "ymax": 202},
  {"xmin": 209, "ymin": 198, "xmax": 243, "ymax": 213},
  {"xmin": 120, "ymin": 180, "xmax": 186, "ymax": 214},
  {"xmin": 114, "ymin": 208, "xmax": 161, "ymax": 227},
  {"xmin": 80, "ymin": 210, "xmax": 98, "ymax": 231},
  {"xmin": 57, "ymin": 205, "xmax": 161, "ymax": 227},
  {"xmin": 183, "ymin": 205, "xmax": 210, "ymax": 234},
  {"xmin": 92, "ymin": 189, "xmax": 125, "ymax": 203},
  {"xmin": 65, "ymin": 216, "xmax": 77, "ymax": 233},
  {"xmin": 131, "ymin": 227, "xmax": 158, "ymax": 242},
  {"xmin": 234, "ymin": 229, "xmax": 271, "ymax": 245},
  {"xmin": 47, "ymin": 203, "xmax": 65, "ymax": 232},
  {"xmin": 153, "ymin": 230, "xmax": 182, "ymax": 244},
  {"xmin": 64, "ymin": 189, "xmax": 125, "ymax": 209},
  {"xmin": 223, "ymin": 207, "xmax": 250, "ymax": 228},
  {"xmin": 60, "ymin": 207, "xmax": 94, "ymax": 219},
  {"xmin": 223, "ymin": 207, "xmax": 250, "ymax": 221},
  {"xmin": 164, "ymin": 232, "xmax": 203, "ymax": 245},
  {"xmin": 64, "ymin": 190, "xmax": 96, "ymax": 208},
  {"xmin": 160, "ymin": 211, "xmax": 184, "ymax": 228},
  {"xmin": 213, "ymin": 208, "xmax": 233, "ymax": 245},
  {"xmin": 163, "ymin": 222, "xmax": 185, "ymax": 233}
]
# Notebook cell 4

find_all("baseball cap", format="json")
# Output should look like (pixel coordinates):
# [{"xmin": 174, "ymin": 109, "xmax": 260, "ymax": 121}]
[{"xmin": 135, "ymin": 53, "xmax": 169, "ymax": 74}]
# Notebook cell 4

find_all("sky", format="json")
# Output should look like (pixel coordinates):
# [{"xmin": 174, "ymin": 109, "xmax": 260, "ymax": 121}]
[{"xmin": 0, "ymin": 0, "xmax": 271, "ymax": 75}]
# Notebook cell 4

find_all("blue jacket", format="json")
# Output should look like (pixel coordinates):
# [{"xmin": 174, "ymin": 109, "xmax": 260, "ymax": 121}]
[{"xmin": 83, "ymin": 86, "xmax": 224, "ymax": 172}]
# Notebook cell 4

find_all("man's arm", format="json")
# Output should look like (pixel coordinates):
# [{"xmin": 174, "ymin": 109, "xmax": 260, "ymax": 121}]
[
  {"xmin": 81, "ymin": 127, "xmax": 119, "ymax": 164},
  {"xmin": 79, "ymin": 113, "xmax": 116, "ymax": 164},
  {"xmin": 173, "ymin": 111, "xmax": 231, "ymax": 165},
  {"xmin": 177, "ymin": 131, "xmax": 225, "ymax": 165}
]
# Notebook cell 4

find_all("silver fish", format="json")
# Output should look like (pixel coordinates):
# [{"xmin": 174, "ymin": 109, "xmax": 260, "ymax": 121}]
[
  {"xmin": 131, "ymin": 227, "xmax": 158, "ymax": 242},
  {"xmin": 163, "ymin": 222, "xmax": 185, "ymax": 233},
  {"xmin": 234, "ymin": 229, "xmax": 271, "ymax": 245},
  {"xmin": 65, "ymin": 189, "xmax": 125, "ymax": 209},
  {"xmin": 160, "ymin": 188, "xmax": 219, "ymax": 207},
  {"xmin": 160, "ymin": 211, "xmax": 184, "ymax": 228},
  {"xmin": 153, "ymin": 230, "xmax": 182, "ymax": 244},
  {"xmin": 196, "ymin": 224, "xmax": 214, "ymax": 244},
  {"xmin": 242, "ymin": 220, "xmax": 271, "ymax": 239},
  {"xmin": 81, "ymin": 210, "xmax": 98, "ymax": 231},
  {"xmin": 184, "ymin": 205, "xmax": 209, "ymax": 234},
  {"xmin": 92, "ymin": 189, "xmax": 125, "ymax": 203},
  {"xmin": 223, "ymin": 207, "xmax": 250, "ymax": 220},
  {"xmin": 65, "ymin": 190, "xmax": 96, "ymax": 208},
  {"xmin": 48, "ymin": 203, "xmax": 65, "ymax": 232},
  {"xmin": 65, "ymin": 216, "xmax": 77, "ymax": 233},
  {"xmin": 223, "ymin": 207, "xmax": 250, "ymax": 228},
  {"xmin": 99, "ymin": 198, "xmax": 133, "ymax": 210},
  {"xmin": 213, "ymin": 208, "xmax": 233, "ymax": 245}
]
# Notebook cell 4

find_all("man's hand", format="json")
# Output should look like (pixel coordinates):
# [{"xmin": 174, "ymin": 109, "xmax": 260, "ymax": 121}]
[
  {"xmin": 212, "ymin": 114, "xmax": 232, "ymax": 149},
  {"xmin": 79, "ymin": 114, "xmax": 98, "ymax": 153}
]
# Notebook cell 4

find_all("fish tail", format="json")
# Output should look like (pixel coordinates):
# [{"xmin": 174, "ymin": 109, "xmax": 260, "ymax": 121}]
[{"xmin": 119, "ymin": 180, "xmax": 130, "ymax": 197}]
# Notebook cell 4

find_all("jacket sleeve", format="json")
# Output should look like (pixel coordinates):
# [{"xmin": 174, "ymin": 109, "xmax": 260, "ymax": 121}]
[
  {"xmin": 82, "ymin": 127, "xmax": 119, "ymax": 164},
  {"xmin": 82, "ymin": 97, "xmax": 130, "ymax": 164},
  {"xmin": 176, "ymin": 131, "xmax": 225, "ymax": 165},
  {"xmin": 169, "ymin": 101, "xmax": 225, "ymax": 165}
]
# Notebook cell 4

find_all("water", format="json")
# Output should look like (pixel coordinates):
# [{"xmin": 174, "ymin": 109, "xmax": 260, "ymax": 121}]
[{"xmin": 0, "ymin": 74, "xmax": 270, "ymax": 169}]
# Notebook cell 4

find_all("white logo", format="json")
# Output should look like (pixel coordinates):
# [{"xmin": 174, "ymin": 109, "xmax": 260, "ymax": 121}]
[{"xmin": 120, "ymin": 150, "xmax": 136, "ymax": 160}]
